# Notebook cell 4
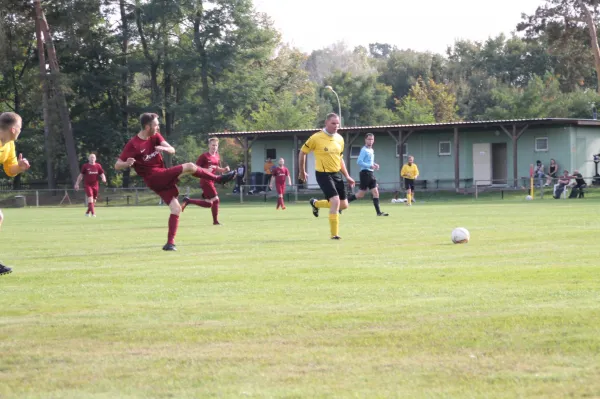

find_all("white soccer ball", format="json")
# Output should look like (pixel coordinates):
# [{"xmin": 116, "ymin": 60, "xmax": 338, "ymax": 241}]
[
  {"xmin": 451, "ymin": 227, "xmax": 470, "ymax": 244},
  {"xmin": 525, "ymin": 195, "xmax": 533, "ymax": 201}
]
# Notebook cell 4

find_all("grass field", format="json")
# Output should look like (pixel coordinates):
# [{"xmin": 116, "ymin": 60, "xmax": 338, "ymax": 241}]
[{"xmin": 1, "ymin": 198, "xmax": 600, "ymax": 398}]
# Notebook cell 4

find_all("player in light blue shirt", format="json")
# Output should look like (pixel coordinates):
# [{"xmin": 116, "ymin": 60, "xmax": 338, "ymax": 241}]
[{"xmin": 347, "ymin": 133, "xmax": 388, "ymax": 216}]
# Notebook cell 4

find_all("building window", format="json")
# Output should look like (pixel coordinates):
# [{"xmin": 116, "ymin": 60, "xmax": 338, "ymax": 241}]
[
  {"xmin": 396, "ymin": 143, "xmax": 407, "ymax": 158},
  {"xmin": 439, "ymin": 141, "xmax": 451, "ymax": 156},
  {"xmin": 266, "ymin": 148, "xmax": 276, "ymax": 160},
  {"xmin": 350, "ymin": 145, "xmax": 362, "ymax": 159},
  {"xmin": 535, "ymin": 137, "xmax": 548, "ymax": 152}
]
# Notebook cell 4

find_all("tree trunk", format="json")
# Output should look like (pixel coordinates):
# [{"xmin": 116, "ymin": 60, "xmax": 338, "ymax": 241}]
[
  {"xmin": 577, "ymin": 0, "xmax": 600, "ymax": 93},
  {"xmin": 120, "ymin": 0, "xmax": 130, "ymax": 188},
  {"xmin": 193, "ymin": 12, "xmax": 211, "ymax": 105},
  {"xmin": 34, "ymin": 10, "xmax": 55, "ymax": 190},
  {"xmin": 34, "ymin": 0, "xmax": 80, "ymax": 186}
]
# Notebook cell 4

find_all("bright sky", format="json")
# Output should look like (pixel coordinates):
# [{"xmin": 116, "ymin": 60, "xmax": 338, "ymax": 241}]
[{"xmin": 253, "ymin": 0, "xmax": 544, "ymax": 54}]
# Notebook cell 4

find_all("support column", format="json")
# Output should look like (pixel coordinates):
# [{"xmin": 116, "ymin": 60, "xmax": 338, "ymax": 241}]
[
  {"xmin": 500, "ymin": 124, "xmax": 529, "ymax": 187},
  {"xmin": 454, "ymin": 127, "xmax": 460, "ymax": 191}
]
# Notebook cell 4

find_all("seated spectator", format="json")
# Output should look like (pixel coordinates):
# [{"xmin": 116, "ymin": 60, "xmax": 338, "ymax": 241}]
[
  {"xmin": 569, "ymin": 170, "xmax": 587, "ymax": 199},
  {"xmin": 545, "ymin": 158, "xmax": 558, "ymax": 186},
  {"xmin": 553, "ymin": 170, "xmax": 570, "ymax": 199}
]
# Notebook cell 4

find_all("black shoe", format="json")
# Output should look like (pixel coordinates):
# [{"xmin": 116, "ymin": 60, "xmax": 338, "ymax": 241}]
[
  {"xmin": 217, "ymin": 170, "xmax": 236, "ymax": 184},
  {"xmin": 339, "ymin": 210, "xmax": 343, "ymax": 214},
  {"xmin": 0, "ymin": 263, "xmax": 12, "ymax": 275},
  {"xmin": 377, "ymin": 212, "xmax": 389, "ymax": 216},
  {"xmin": 213, "ymin": 221, "xmax": 221, "ymax": 226},
  {"xmin": 181, "ymin": 196, "xmax": 190, "ymax": 212},
  {"xmin": 331, "ymin": 235, "xmax": 341, "ymax": 240},
  {"xmin": 309, "ymin": 198, "xmax": 319, "ymax": 217},
  {"xmin": 162, "ymin": 243, "xmax": 177, "ymax": 251}
]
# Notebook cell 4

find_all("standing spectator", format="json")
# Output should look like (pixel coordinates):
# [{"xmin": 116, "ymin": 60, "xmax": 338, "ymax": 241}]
[
  {"xmin": 534, "ymin": 160, "xmax": 545, "ymax": 187},
  {"xmin": 234, "ymin": 161, "xmax": 246, "ymax": 193},
  {"xmin": 263, "ymin": 157, "xmax": 274, "ymax": 191},
  {"xmin": 545, "ymin": 158, "xmax": 558, "ymax": 187}
]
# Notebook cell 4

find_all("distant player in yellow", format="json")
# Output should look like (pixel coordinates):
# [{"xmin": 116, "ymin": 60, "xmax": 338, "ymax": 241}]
[
  {"xmin": 299, "ymin": 113, "xmax": 355, "ymax": 240},
  {"xmin": 401, "ymin": 155, "xmax": 419, "ymax": 206},
  {"xmin": 0, "ymin": 112, "xmax": 31, "ymax": 275}
]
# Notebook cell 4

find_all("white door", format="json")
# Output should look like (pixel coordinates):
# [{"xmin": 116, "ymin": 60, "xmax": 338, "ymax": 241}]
[
  {"xmin": 473, "ymin": 143, "xmax": 492, "ymax": 186},
  {"xmin": 306, "ymin": 152, "xmax": 317, "ymax": 188}
]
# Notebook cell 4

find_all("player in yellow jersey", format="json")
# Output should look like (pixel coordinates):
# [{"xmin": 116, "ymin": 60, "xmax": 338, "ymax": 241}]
[
  {"xmin": 299, "ymin": 113, "xmax": 355, "ymax": 240},
  {"xmin": 400, "ymin": 155, "xmax": 419, "ymax": 206},
  {"xmin": 0, "ymin": 112, "xmax": 31, "ymax": 275}
]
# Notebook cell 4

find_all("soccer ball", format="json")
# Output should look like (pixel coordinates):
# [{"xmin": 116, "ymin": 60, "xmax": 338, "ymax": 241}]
[
  {"xmin": 451, "ymin": 227, "xmax": 470, "ymax": 244},
  {"xmin": 525, "ymin": 195, "xmax": 533, "ymax": 201}
]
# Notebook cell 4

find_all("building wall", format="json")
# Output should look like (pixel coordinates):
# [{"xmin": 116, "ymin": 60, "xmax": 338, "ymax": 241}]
[
  {"xmin": 572, "ymin": 126, "xmax": 600, "ymax": 181},
  {"xmin": 248, "ymin": 124, "xmax": 600, "ymax": 189}
]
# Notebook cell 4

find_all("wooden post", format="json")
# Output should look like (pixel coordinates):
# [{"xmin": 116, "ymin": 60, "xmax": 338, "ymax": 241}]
[
  {"xmin": 35, "ymin": 14, "xmax": 54, "ymax": 190},
  {"xmin": 454, "ymin": 127, "xmax": 460, "ymax": 191},
  {"xmin": 500, "ymin": 124, "xmax": 529, "ymax": 187},
  {"xmin": 34, "ymin": 0, "xmax": 80, "ymax": 185}
]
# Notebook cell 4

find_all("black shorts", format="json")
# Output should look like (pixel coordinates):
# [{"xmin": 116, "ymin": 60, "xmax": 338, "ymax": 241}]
[
  {"xmin": 404, "ymin": 178, "xmax": 415, "ymax": 191},
  {"xmin": 315, "ymin": 171, "xmax": 347, "ymax": 201},
  {"xmin": 359, "ymin": 170, "xmax": 377, "ymax": 191}
]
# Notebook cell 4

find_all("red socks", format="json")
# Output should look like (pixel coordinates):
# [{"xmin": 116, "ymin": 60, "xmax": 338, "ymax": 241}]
[
  {"xmin": 168, "ymin": 214, "xmax": 179, "ymax": 245},
  {"xmin": 211, "ymin": 199, "xmax": 219, "ymax": 224}
]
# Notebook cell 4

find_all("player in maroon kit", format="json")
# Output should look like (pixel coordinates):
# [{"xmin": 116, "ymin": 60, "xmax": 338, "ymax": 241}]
[
  {"xmin": 74, "ymin": 153, "xmax": 107, "ymax": 217},
  {"xmin": 181, "ymin": 137, "xmax": 229, "ymax": 225},
  {"xmin": 115, "ymin": 113, "xmax": 236, "ymax": 251},
  {"xmin": 269, "ymin": 157, "xmax": 292, "ymax": 209}
]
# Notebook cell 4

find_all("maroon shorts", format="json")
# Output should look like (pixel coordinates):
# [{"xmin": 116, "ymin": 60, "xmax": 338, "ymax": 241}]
[
  {"xmin": 145, "ymin": 165, "xmax": 184, "ymax": 204},
  {"xmin": 276, "ymin": 183, "xmax": 286, "ymax": 195},
  {"xmin": 200, "ymin": 179, "xmax": 218, "ymax": 199},
  {"xmin": 84, "ymin": 184, "xmax": 99, "ymax": 200}
]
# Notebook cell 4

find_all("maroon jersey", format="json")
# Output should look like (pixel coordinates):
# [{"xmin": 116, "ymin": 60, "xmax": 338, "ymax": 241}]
[
  {"xmin": 272, "ymin": 166, "xmax": 289, "ymax": 185},
  {"xmin": 119, "ymin": 133, "xmax": 166, "ymax": 179},
  {"xmin": 196, "ymin": 152, "xmax": 220, "ymax": 176},
  {"xmin": 81, "ymin": 163, "xmax": 104, "ymax": 186}
]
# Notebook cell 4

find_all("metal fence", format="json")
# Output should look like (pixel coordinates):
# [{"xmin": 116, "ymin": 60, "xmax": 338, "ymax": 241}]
[{"xmin": 1, "ymin": 176, "xmax": 598, "ymax": 208}]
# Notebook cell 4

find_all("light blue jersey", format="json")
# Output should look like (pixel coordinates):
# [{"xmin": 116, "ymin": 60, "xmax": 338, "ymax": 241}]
[{"xmin": 357, "ymin": 146, "xmax": 375, "ymax": 171}]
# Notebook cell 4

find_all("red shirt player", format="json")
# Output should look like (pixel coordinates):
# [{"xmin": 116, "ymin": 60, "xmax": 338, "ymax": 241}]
[
  {"xmin": 269, "ymin": 157, "xmax": 292, "ymax": 210},
  {"xmin": 115, "ymin": 113, "xmax": 236, "ymax": 251},
  {"xmin": 75, "ymin": 153, "xmax": 106, "ymax": 217},
  {"xmin": 181, "ymin": 137, "xmax": 230, "ymax": 225}
]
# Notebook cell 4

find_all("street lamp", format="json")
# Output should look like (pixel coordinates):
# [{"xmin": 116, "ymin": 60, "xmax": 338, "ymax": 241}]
[{"xmin": 325, "ymin": 85, "xmax": 342, "ymax": 127}]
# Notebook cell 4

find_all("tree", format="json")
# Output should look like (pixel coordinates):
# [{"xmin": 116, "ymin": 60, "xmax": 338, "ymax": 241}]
[
  {"xmin": 482, "ymin": 73, "xmax": 570, "ymax": 119},
  {"xmin": 518, "ymin": 0, "xmax": 600, "ymax": 92},
  {"xmin": 305, "ymin": 42, "xmax": 376, "ymax": 84},
  {"xmin": 394, "ymin": 78, "xmax": 459, "ymax": 124},
  {"xmin": 322, "ymin": 71, "xmax": 394, "ymax": 127}
]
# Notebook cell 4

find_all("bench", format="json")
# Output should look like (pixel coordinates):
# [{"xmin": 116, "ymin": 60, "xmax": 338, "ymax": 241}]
[{"xmin": 434, "ymin": 178, "xmax": 473, "ymax": 189}]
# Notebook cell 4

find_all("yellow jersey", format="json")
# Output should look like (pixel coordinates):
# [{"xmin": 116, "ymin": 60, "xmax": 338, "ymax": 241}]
[
  {"xmin": 0, "ymin": 140, "xmax": 18, "ymax": 177},
  {"xmin": 301, "ymin": 130, "xmax": 345, "ymax": 173},
  {"xmin": 401, "ymin": 163, "xmax": 419, "ymax": 179}
]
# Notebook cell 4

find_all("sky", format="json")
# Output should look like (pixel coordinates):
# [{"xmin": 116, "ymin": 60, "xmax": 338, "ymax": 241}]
[{"xmin": 252, "ymin": 0, "xmax": 544, "ymax": 54}]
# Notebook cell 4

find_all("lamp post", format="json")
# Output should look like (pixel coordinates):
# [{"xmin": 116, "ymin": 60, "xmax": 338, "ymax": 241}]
[{"xmin": 325, "ymin": 85, "xmax": 342, "ymax": 127}]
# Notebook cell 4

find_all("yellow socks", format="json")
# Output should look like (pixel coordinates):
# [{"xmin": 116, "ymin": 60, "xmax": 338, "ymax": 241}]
[
  {"xmin": 407, "ymin": 192, "xmax": 412, "ymax": 206},
  {"xmin": 315, "ymin": 200, "xmax": 330, "ymax": 208},
  {"xmin": 329, "ymin": 213, "xmax": 339, "ymax": 237}
]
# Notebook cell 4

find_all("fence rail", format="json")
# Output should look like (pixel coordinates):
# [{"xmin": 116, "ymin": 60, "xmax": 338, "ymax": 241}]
[{"xmin": 1, "ymin": 176, "xmax": 599, "ymax": 207}]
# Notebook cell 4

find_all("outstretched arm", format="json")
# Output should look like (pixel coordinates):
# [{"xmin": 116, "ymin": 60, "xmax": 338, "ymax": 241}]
[{"xmin": 156, "ymin": 140, "xmax": 175, "ymax": 155}]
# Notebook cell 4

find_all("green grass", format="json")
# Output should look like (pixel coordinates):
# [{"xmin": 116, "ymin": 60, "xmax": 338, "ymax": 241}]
[{"xmin": 1, "ymin": 198, "xmax": 600, "ymax": 398}]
